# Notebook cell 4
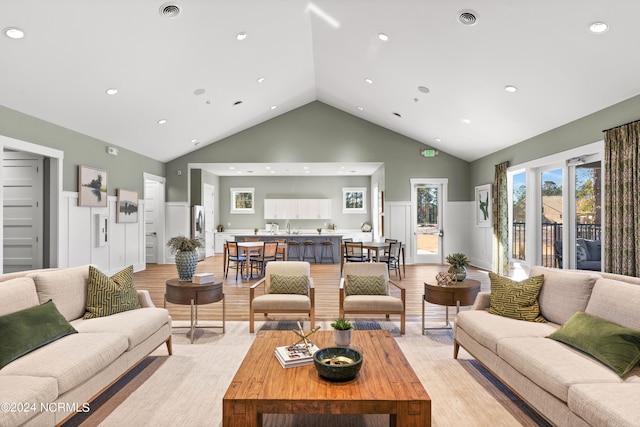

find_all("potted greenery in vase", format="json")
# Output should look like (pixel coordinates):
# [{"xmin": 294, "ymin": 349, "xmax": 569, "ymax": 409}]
[
  {"xmin": 445, "ymin": 252, "xmax": 470, "ymax": 281},
  {"xmin": 331, "ymin": 318, "xmax": 353, "ymax": 346},
  {"xmin": 167, "ymin": 236, "xmax": 203, "ymax": 281}
]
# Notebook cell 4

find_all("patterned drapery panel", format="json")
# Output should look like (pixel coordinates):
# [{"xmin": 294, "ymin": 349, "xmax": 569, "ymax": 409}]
[
  {"xmin": 604, "ymin": 121, "xmax": 640, "ymax": 276},
  {"xmin": 493, "ymin": 161, "xmax": 510, "ymax": 275}
]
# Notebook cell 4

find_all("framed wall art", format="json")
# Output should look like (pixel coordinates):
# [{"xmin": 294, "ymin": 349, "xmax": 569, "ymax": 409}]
[
  {"xmin": 116, "ymin": 189, "xmax": 139, "ymax": 223},
  {"xmin": 475, "ymin": 184, "xmax": 492, "ymax": 227},
  {"xmin": 342, "ymin": 187, "xmax": 367, "ymax": 214},
  {"xmin": 78, "ymin": 165, "xmax": 108, "ymax": 207},
  {"xmin": 230, "ymin": 187, "xmax": 255, "ymax": 214}
]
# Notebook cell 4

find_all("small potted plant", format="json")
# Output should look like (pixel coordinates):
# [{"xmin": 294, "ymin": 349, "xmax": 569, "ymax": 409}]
[
  {"xmin": 254, "ymin": 227, "xmax": 259, "ymax": 235},
  {"xmin": 331, "ymin": 318, "xmax": 353, "ymax": 346},
  {"xmin": 167, "ymin": 236, "xmax": 203, "ymax": 281},
  {"xmin": 445, "ymin": 252, "xmax": 470, "ymax": 281},
  {"xmin": 316, "ymin": 227, "xmax": 322, "ymax": 235}
]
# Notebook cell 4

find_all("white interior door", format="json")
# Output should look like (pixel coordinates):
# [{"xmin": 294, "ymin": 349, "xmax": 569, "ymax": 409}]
[
  {"xmin": 144, "ymin": 176, "xmax": 165, "ymax": 264},
  {"xmin": 3, "ymin": 151, "xmax": 43, "ymax": 273},
  {"xmin": 203, "ymin": 183, "xmax": 215, "ymax": 258},
  {"xmin": 411, "ymin": 179, "xmax": 446, "ymax": 264}
]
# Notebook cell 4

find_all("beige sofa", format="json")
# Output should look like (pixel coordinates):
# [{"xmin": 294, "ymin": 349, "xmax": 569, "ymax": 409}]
[
  {"xmin": 454, "ymin": 266, "xmax": 640, "ymax": 427},
  {"xmin": 0, "ymin": 265, "xmax": 172, "ymax": 427}
]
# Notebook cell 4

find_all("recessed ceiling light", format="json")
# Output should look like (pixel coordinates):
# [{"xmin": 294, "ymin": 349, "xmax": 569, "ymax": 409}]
[
  {"xmin": 461, "ymin": 118, "xmax": 472, "ymax": 124},
  {"xmin": 257, "ymin": 77, "xmax": 265, "ymax": 83},
  {"xmin": 158, "ymin": 119, "xmax": 167, "ymax": 125},
  {"xmin": 418, "ymin": 86, "xmax": 430, "ymax": 94},
  {"xmin": 413, "ymin": 98, "xmax": 420, "ymax": 103},
  {"xmin": 364, "ymin": 78, "xmax": 374, "ymax": 84},
  {"xmin": 233, "ymin": 100, "xmax": 243, "ymax": 106},
  {"xmin": 270, "ymin": 105, "xmax": 277, "ymax": 110},
  {"xmin": 378, "ymin": 33, "xmax": 389, "ymax": 41},
  {"xmin": 105, "ymin": 88, "xmax": 118, "ymax": 95},
  {"xmin": 504, "ymin": 85, "xmax": 518, "ymax": 93},
  {"xmin": 392, "ymin": 112, "xmax": 402, "ymax": 118},
  {"xmin": 4, "ymin": 27, "xmax": 25, "ymax": 39},
  {"xmin": 229, "ymin": 166, "xmax": 235, "ymax": 170},
  {"xmin": 588, "ymin": 22, "xmax": 609, "ymax": 34},
  {"xmin": 265, "ymin": 166, "xmax": 271, "ymax": 169},
  {"xmin": 191, "ymin": 139, "xmax": 199, "ymax": 145},
  {"xmin": 193, "ymin": 88, "xmax": 206, "ymax": 96},
  {"xmin": 434, "ymin": 138, "xmax": 442, "ymax": 143},
  {"xmin": 236, "ymin": 32, "xmax": 247, "ymax": 41},
  {"xmin": 303, "ymin": 166, "xmax": 309, "ymax": 170},
  {"xmin": 356, "ymin": 106, "xmax": 364, "ymax": 111}
]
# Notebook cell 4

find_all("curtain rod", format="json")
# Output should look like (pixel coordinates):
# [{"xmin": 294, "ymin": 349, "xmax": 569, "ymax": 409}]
[
  {"xmin": 495, "ymin": 161, "xmax": 509, "ymax": 167},
  {"xmin": 602, "ymin": 118, "xmax": 640, "ymax": 133}
]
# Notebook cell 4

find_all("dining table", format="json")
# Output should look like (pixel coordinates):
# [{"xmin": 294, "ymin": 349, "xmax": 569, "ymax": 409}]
[
  {"xmin": 226, "ymin": 241, "xmax": 287, "ymax": 280},
  {"xmin": 340, "ymin": 241, "xmax": 405, "ymax": 278}
]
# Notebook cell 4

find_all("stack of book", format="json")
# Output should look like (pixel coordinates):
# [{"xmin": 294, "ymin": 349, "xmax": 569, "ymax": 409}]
[{"xmin": 274, "ymin": 343, "xmax": 320, "ymax": 368}]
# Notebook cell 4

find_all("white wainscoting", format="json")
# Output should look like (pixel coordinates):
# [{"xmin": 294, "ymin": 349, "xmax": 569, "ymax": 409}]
[
  {"xmin": 59, "ymin": 192, "xmax": 145, "ymax": 274},
  {"xmin": 385, "ymin": 200, "xmax": 490, "ymax": 267},
  {"xmin": 164, "ymin": 202, "xmax": 190, "ymax": 264}
]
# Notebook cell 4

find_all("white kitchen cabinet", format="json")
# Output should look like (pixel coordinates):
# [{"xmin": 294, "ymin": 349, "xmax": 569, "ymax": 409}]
[
  {"xmin": 264, "ymin": 199, "xmax": 331, "ymax": 219},
  {"xmin": 214, "ymin": 232, "xmax": 234, "ymax": 254},
  {"xmin": 264, "ymin": 199, "xmax": 288, "ymax": 219}
]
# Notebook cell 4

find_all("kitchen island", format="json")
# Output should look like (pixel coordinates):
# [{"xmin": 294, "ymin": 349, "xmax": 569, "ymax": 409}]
[{"xmin": 235, "ymin": 233, "xmax": 343, "ymax": 263}]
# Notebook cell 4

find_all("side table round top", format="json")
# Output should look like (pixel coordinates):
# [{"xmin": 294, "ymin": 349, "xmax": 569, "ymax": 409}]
[
  {"xmin": 165, "ymin": 278, "xmax": 223, "ymax": 305},
  {"xmin": 424, "ymin": 278, "xmax": 481, "ymax": 307}
]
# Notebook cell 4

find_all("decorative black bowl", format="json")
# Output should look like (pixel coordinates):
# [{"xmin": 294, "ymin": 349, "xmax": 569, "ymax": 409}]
[{"xmin": 313, "ymin": 347, "xmax": 363, "ymax": 382}]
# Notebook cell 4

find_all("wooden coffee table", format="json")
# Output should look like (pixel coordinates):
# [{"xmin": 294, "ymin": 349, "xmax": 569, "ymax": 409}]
[
  {"xmin": 422, "ymin": 279, "xmax": 481, "ymax": 334},
  {"xmin": 223, "ymin": 330, "xmax": 431, "ymax": 426}
]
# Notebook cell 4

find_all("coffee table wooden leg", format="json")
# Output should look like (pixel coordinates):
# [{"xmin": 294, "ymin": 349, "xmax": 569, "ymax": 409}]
[
  {"xmin": 223, "ymin": 400, "xmax": 259, "ymax": 427},
  {"xmin": 394, "ymin": 400, "xmax": 431, "ymax": 427}
]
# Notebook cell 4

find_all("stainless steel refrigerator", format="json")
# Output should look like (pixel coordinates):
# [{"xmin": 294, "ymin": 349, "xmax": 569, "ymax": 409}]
[{"xmin": 191, "ymin": 205, "xmax": 205, "ymax": 261}]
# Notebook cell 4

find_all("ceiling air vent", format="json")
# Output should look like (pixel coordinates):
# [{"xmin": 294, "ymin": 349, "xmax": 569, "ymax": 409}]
[
  {"xmin": 159, "ymin": 3, "xmax": 181, "ymax": 18},
  {"xmin": 458, "ymin": 10, "xmax": 478, "ymax": 26}
]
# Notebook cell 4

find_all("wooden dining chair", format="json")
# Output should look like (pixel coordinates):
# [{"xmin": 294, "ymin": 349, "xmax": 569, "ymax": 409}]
[
  {"xmin": 225, "ymin": 241, "xmax": 246, "ymax": 280},
  {"xmin": 249, "ymin": 242, "xmax": 278, "ymax": 278}
]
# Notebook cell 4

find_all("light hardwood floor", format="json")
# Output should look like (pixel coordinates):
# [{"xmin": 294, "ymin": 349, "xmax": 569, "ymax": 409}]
[{"xmin": 134, "ymin": 257, "xmax": 491, "ymax": 326}]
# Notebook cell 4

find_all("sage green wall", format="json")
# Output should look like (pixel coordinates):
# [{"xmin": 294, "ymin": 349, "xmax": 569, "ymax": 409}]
[
  {"xmin": 166, "ymin": 101, "xmax": 470, "ymax": 203},
  {"xmin": 469, "ymin": 94, "xmax": 640, "ymax": 190},
  {"xmin": 0, "ymin": 105, "xmax": 165, "ymax": 195},
  {"xmin": 220, "ymin": 175, "xmax": 370, "ymax": 230}
]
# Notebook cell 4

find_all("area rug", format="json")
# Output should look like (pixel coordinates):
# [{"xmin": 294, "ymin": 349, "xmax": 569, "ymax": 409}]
[{"xmin": 62, "ymin": 321, "xmax": 550, "ymax": 427}]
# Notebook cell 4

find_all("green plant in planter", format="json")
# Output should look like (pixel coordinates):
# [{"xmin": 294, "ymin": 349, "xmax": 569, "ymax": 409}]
[
  {"xmin": 316, "ymin": 227, "xmax": 322, "ymax": 234},
  {"xmin": 254, "ymin": 227, "xmax": 259, "ymax": 235},
  {"xmin": 445, "ymin": 252, "xmax": 469, "ymax": 281},
  {"xmin": 331, "ymin": 318, "xmax": 353, "ymax": 330},
  {"xmin": 167, "ymin": 236, "xmax": 203, "ymax": 253},
  {"xmin": 167, "ymin": 236, "xmax": 203, "ymax": 281}
]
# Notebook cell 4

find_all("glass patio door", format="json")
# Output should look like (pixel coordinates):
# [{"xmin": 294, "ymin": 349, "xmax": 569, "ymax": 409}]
[{"xmin": 411, "ymin": 179, "xmax": 446, "ymax": 263}]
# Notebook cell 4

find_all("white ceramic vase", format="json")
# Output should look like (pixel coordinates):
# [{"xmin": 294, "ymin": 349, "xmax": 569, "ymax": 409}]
[{"xmin": 334, "ymin": 329, "xmax": 352, "ymax": 347}]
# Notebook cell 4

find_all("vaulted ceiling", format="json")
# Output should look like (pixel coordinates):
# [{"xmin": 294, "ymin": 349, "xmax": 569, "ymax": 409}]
[{"xmin": 2, "ymin": 0, "xmax": 640, "ymax": 163}]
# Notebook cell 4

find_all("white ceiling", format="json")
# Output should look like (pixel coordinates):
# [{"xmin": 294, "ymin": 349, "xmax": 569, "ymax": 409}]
[{"xmin": 2, "ymin": 0, "xmax": 640, "ymax": 163}]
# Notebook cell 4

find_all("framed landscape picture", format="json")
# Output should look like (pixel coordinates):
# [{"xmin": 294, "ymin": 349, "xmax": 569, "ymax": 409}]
[
  {"xmin": 116, "ymin": 189, "xmax": 139, "ymax": 223},
  {"xmin": 230, "ymin": 188, "xmax": 254, "ymax": 214},
  {"xmin": 475, "ymin": 184, "xmax": 492, "ymax": 227},
  {"xmin": 78, "ymin": 165, "xmax": 108, "ymax": 207},
  {"xmin": 343, "ymin": 187, "xmax": 367, "ymax": 214}
]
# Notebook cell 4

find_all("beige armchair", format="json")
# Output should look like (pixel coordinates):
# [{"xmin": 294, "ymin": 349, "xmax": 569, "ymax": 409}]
[
  {"xmin": 249, "ymin": 261, "xmax": 315, "ymax": 333},
  {"xmin": 340, "ymin": 263, "xmax": 405, "ymax": 335}
]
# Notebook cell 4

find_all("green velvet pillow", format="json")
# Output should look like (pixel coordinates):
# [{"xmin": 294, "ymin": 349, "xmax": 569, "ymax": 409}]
[
  {"xmin": 346, "ymin": 274, "xmax": 386, "ymax": 296},
  {"xmin": 547, "ymin": 311, "xmax": 640, "ymax": 377},
  {"xmin": 485, "ymin": 272, "xmax": 546, "ymax": 322},
  {"xmin": 0, "ymin": 300, "xmax": 77, "ymax": 369},
  {"xmin": 269, "ymin": 274, "xmax": 309, "ymax": 295},
  {"xmin": 84, "ymin": 265, "xmax": 141, "ymax": 319}
]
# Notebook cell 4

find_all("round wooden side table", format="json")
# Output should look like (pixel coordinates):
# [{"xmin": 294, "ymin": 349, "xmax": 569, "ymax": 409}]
[
  {"xmin": 164, "ymin": 278, "xmax": 225, "ymax": 343},
  {"xmin": 422, "ymin": 278, "xmax": 481, "ymax": 334}
]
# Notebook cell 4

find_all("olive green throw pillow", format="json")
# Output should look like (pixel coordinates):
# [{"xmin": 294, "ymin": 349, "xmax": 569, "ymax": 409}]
[
  {"xmin": 548, "ymin": 311, "xmax": 640, "ymax": 377},
  {"xmin": 0, "ymin": 300, "xmax": 77, "ymax": 369},
  {"xmin": 83, "ymin": 265, "xmax": 141, "ymax": 319},
  {"xmin": 346, "ymin": 275, "xmax": 386, "ymax": 296},
  {"xmin": 486, "ymin": 272, "xmax": 546, "ymax": 322},
  {"xmin": 269, "ymin": 274, "xmax": 309, "ymax": 295}
]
